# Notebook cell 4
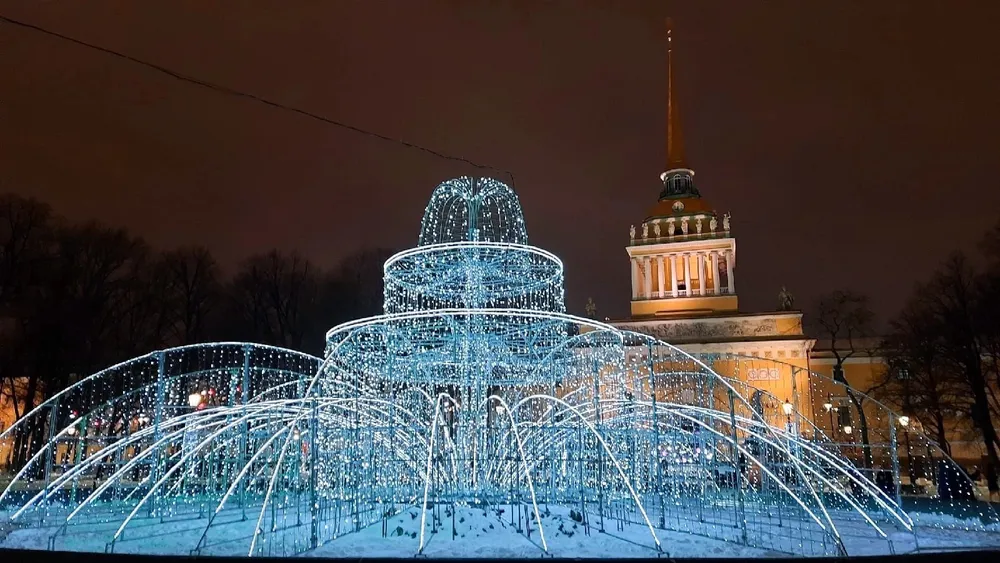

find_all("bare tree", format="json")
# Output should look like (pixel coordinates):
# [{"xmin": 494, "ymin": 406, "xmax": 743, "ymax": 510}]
[
  {"xmin": 158, "ymin": 246, "xmax": 220, "ymax": 345},
  {"xmin": 111, "ymin": 247, "xmax": 171, "ymax": 359},
  {"xmin": 42, "ymin": 223, "xmax": 151, "ymax": 386},
  {"xmin": 920, "ymin": 253, "xmax": 1000, "ymax": 489},
  {"xmin": 228, "ymin": 250, "xmax": 321, "ymax": 351},
  {"xmin": 813, "ymin": 289, "xmax": 879, "ymax": 468},
  {"xmin": 5, "ymin": 220, "xmax": 149, "ymax": 467},
  {"xmin": 880, "ymin": 296, "xmax": 964, "ymax": 455},
  {"xmin": 0, "ymin": 195, "xmax": 54, "ymax": 423},
  {"xmin": 0, "ymin": 194, "xmax": 52, "ymax": 304}
]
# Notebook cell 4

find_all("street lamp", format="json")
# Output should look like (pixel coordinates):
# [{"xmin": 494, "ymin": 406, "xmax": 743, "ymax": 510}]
[
  {"xmin": 898, "ymin": 416, "xmax": 910, "ymax": 428},
  {"xmin": 842, "ymin": 424, "xmax": 855, "ymax": 458},
  {"xmin": 188, "ymin": 392, "xmax": 203, "ymax": 408},
  {"xmin": 782, "ymin": 398, "xmax": 794, "ymax": 433},
  {"xmin": 823, "ymin": 395, "xmax": 835, "ymax": 439}
]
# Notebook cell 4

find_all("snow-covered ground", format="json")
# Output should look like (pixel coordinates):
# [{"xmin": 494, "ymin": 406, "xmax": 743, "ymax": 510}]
[
  {"xmin": 0, "ymin": 504, "xmax": 772, "ymax": 558},
  {"xmin": 3, "ymin": 503, "xmax": 1000, "ymax": 558},
  {"xmin": 304, "ymin": 505, "xmax": 774, "ymax": 558}
]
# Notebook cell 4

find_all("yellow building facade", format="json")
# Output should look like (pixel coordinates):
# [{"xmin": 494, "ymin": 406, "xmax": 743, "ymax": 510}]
[{"xmin": 611, "ymin": 22, "xmax": 816, "ymax": 431}]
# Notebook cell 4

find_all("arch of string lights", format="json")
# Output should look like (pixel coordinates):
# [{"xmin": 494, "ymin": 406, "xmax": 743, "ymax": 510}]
[{"xmin": 1, "ymin": 177, "xmax": 998, "ymax": 558}]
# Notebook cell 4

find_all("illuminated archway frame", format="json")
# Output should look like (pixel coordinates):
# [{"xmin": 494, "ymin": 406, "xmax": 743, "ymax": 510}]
[{"xmin": 1, "ymin": 175, "xmax": 991, "ymax": 558}]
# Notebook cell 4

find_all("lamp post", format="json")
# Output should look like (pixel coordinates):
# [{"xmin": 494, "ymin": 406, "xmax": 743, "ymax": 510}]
[
  {"xmin": 889, "ymin": 415, "xmax": 903, "ymax": 506},
  {"xmin": 823, "ymin": 396, "xmax": 834, "ymax": 438},
  {"xmin": 823, "ymin": 397, "xmax": 839, "ymax": 472},
  {"xmin": 899, "ymin": 415, "xmax": 914, "ymax": 487},
  {"xmin": 781, "ymin": 398, "xmax": 795, "ymax": 488},
  {"xmin": 183, "ymin": 391, "xmax": 204, "ymax": 458}
]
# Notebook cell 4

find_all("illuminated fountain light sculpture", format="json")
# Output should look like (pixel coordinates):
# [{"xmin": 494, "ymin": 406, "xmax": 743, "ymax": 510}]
[{"xmin": 1, "ymin": 177, "xmax": 996, "ymax": 558}]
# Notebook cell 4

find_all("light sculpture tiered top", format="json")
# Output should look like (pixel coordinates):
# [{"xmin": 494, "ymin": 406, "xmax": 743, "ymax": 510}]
[
  {"xmin": 416, "ymin": 176, "xmax": 528, "ymax": 246},
  {"xmin": 330, "ymin": 177, "xmax": 569, "ymax": 386},
  {"xmin": 383, "ymin": 177, "xmax": 565, "ymax": 314}
]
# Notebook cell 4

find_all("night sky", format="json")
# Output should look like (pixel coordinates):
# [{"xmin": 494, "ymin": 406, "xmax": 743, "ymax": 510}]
[{"xmin": 2, "ymin": 1, "xmax": 999, "ymax": 325}]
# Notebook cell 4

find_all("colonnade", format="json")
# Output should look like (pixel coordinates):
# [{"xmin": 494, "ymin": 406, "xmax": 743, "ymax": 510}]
[{"xmin": 630, "ymin": 249, "xmax": 734, "ymax": 300}]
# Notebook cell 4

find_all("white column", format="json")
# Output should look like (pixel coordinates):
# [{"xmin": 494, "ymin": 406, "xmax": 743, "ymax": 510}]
[
  {"xmin": 697, "ymin": 252, "xmax": 706, "ymax": 295},
  {"xmin": 726, "ymin": 250, "xmax": 735, "ymax": 294},
  {"xmin": 631, "ymin": 258, "xmax": 639, "ymax": 300},
  {"xmin": 669, "ymin": 254, "xmax": 678, "ymax": 297},
  {"xmin": 643, "ymin": 257, "xmax": 652, "ymax": 299},
  {"xmin": 711, "ymin": 252, "xmax": 721, "ymax": 295},
  {"xmin": 683, "ymin": 253, "xmax": 691, "ymax": 296},
  {"xmin": 656, "ymin": 255, "xmax": 665, "ymax": 298}
]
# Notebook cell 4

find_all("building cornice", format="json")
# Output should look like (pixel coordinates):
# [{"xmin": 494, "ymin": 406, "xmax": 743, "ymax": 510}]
[
  {"xmin": 626, "ymin": 238, "xmax": 735, "ymax": 257},
  {"xmin": 611, "ymin": 312, "xmax": 809, "ymax": 348},
  {"xmin": 672, "ymin": 338, "xmax": 816, "ymax": 356},
  {"xmin": 613, "ymin": 311, "xmax": 802, "ymax": 326}
]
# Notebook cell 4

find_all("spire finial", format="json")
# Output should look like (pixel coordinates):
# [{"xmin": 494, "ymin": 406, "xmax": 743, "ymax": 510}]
[{"xmin": 666, "ymin": 18, "xmax": 686, "ymax": 170}]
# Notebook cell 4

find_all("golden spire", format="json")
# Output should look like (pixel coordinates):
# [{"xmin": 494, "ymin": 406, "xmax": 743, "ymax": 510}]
[{"xmin": 666, "ymin": 18, "xmax": 687, "ymax": 171}]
